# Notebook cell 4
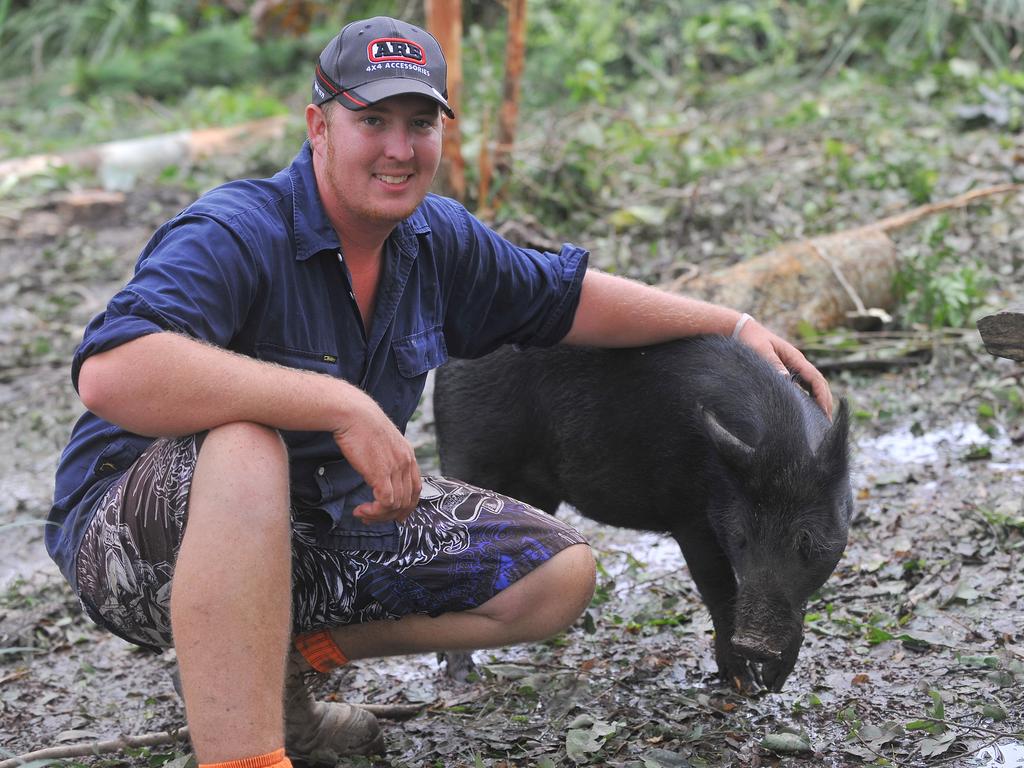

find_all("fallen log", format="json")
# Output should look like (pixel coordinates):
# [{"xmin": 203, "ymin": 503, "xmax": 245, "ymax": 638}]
[
  {"xmin": 670, "ymin": 183, "xmax": 1022, "ymax": 339},
  {"xmin": 0, "ymin": 116, "xmax": 290, "ymax": 192},
  {"xmin": 679, "ymin": 226, "xmax": 897, "ymax": 338},
  {"xmin": 977, "ymin": 309, "xmax": 1024, "ymax": 361}
]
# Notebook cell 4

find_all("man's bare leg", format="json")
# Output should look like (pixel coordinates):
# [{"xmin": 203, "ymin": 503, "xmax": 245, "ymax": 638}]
[
  {"xmin": 327, "ymin": 542, "xmax": 595, "ymax": 661},
  {"xmin": 170, "ymin": 423, "xmax": 292, "ymax": 762}
]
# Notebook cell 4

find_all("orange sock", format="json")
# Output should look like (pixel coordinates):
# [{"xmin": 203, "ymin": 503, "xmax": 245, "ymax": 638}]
[
  {"xmin": 294, "ymin": 629, "xmax": 349, "ymax": 673},
  {"xmin": 200, "ymin": 748, "xmax": 290, "ymax": 768}
]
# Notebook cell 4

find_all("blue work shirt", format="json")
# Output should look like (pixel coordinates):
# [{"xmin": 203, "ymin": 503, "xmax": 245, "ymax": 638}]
[{"xmin": 47, "ymin": 142, "xmax": 589, "ymax": 589}]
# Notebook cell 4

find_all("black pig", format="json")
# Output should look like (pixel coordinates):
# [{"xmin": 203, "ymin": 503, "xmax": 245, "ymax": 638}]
[{"xmin": 433, "ymin": 335, "xmax": 852, "ymax": 691}]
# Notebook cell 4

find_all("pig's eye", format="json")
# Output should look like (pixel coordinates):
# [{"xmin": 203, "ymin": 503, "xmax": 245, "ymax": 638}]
[
  {"xmin": 796, "ymin": 534, "xmax": 814, "ymax": 562},
  {"xmin": 736, "ymin": 534, "xmax": 747, "ymax": 551}
]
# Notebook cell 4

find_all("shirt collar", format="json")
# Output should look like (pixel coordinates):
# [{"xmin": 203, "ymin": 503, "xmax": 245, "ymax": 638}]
[{"xmin": 289, "ymin": 141, "xmax": 432, "ymax": 262}]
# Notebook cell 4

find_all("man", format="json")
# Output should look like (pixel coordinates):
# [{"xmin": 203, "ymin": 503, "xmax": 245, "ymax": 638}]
[{"xmin": 47, "ymin": 15, "xmax": 832, "ymax": 768}]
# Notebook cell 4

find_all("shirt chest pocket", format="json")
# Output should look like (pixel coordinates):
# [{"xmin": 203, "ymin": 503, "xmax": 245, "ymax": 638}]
[{"xmin": 391, "ymin": 326, "xmax": 448, "ymax": 422}]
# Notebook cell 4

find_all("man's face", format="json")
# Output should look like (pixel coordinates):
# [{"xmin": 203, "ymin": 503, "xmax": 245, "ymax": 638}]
[{"xmin": 313, "ymin": 94, "xmax": 443, "ymax": 229}]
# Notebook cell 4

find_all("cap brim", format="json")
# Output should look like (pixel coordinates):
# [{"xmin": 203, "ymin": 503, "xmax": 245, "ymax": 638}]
[{"xmin": 338, "ymin": 78, "xmax": 455, "ymax": 119}]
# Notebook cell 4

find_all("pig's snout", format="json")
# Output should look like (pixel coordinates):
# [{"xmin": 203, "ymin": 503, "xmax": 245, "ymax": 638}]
[
  {"xmin": 731, "ymin": 633, "xmax": 784, "ymax": 662},
  {"xmin": 731, "ymin": 586, "xmax": 803, "ymax": 666}
]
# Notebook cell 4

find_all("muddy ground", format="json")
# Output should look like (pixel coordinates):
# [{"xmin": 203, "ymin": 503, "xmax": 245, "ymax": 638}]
[{"xmin": 1, "ymin": 139, "xmax": 1024, "ymax": 766}]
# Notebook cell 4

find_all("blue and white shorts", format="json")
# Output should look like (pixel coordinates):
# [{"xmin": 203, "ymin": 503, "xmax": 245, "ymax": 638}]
[{"xmin": 74, "ymin": 435, "xmax": 587, "ymax": 650}]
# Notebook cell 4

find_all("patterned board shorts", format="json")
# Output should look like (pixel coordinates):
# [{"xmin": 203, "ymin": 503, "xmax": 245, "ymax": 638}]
[{"xmin": 74, "ymin": 435, "xmax": 587, "ymax": 650}]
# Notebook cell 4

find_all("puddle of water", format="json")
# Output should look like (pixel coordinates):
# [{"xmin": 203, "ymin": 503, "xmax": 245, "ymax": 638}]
[
  {"xmin": 971, "ymin": 741, "xmax": 1024, "ymax": 768},
  {"xmin": 559, "ymin": 504, "xmax": 685, "ymax": 577},
  {"xmin": 856, "ymin": 423, "xmax": 1007, "ymax": 466},
  {"xmin": 858, "ymin": 420, "xmax": 1022, "ymax": 470}
]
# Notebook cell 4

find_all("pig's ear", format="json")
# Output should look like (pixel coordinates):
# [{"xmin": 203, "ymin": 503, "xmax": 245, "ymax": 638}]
[
  {"xmin": 816, "ymin": 398, "xmax": 850, "ymax": 471},
  {"xmin": 701, "ymin": 406, "xmax": 755, "ymax": 470}
]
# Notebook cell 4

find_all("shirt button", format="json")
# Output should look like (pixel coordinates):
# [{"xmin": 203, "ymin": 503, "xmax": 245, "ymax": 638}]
[{"xmin": 317, "ymin": 466, "xmax": 326, "ymax": 476}]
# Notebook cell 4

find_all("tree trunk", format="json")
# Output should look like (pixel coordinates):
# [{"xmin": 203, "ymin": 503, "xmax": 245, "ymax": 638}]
[
  {"xmin": 426, "ymin": 0, "xmax": 465, "ymax": 200},
  {"xmin": 494, "ymin": 0, "xmax": 526, "ymax": 177}
]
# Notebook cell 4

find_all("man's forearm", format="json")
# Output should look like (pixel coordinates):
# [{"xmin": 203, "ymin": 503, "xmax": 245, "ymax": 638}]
[
  {"xmin": 77, "ymin": 332, "xmax": 371, "ymax": 438},
  {"xmin": 562, "ymin": 269, "xmax": 743, "ymax": 347},
  {"xmin": 562, "ymin": 269, "xmax": 834, "ymax": 417}
]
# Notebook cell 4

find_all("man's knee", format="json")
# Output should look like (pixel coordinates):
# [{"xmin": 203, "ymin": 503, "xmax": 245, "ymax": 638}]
[
  {"xmin": 481, "ymin": 543, "xmax": 596, "ymax": 638},
  {"xmin": 552, "ymin": 543, "xmax": 597, "ymax": 618},
  {"xmin": 521, "ymin": 543, "xmax": 595, "ymax": 637},
  {"xmin": 199, "ymin": 422, "xmax": 288, "ymax": 478},
  {"xmin": 191, "ymin": 422, "xmax": 290, "ymax": 524},
  {"xmin": 204, "ymin": 420, "xmax": 286, "ymax": 456}
]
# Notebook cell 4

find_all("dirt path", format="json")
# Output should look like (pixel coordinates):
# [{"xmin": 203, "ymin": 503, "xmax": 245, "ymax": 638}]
[{"xmin": 1, "ymin": 184, "xmax": 1023, "ymax": 767}]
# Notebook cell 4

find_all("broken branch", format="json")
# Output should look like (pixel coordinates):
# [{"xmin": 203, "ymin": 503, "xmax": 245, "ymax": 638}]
[
  {"xmin": 0, "ymin": 729, "xmax": 189, "ymax": 768},
  {"xmin": 0, "ymin": 703, "xmax": 425, "ymax": 768}
]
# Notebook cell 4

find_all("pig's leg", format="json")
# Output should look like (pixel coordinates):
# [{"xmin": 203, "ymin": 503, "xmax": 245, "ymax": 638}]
[{"xmin": 671, "ymin": 527, "xmax": 756, "ymax": 689}]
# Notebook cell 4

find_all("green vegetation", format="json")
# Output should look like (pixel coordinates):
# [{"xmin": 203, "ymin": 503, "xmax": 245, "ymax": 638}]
[
  {"xmin": 1, "ymin": 0, "xmax": 1021, "ymax": 317},
  {"xmin": 893, "ymin": 214, "xmax": 991, "ymax": 328}
]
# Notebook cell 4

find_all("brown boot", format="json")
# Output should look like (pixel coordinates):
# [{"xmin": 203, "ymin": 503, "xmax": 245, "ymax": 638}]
[{"xmin": 284, "ymin": 651, "xmax": 385, "ymax": 763}]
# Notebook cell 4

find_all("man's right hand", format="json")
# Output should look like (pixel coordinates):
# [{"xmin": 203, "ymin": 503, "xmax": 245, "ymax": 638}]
[{"xmin": 332, "ymin": 392, "xmax": 422, "ymax": 524}]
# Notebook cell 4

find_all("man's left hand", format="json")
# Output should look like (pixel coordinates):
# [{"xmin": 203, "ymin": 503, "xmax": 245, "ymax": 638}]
[{"xmin": 735, "ymin": 317, "xmax": 833, "ymax": 419}]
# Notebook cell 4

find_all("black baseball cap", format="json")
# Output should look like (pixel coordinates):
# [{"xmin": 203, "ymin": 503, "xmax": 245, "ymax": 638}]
[{"xmin": 313, "ymin": 16, "xmax": 455, "ymax": 119}]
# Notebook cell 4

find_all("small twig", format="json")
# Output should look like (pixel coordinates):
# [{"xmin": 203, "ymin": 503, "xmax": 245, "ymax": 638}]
[
  {"xmin": 807, "ymin": 239, "xmax": 871, "ymax": 317},
  {"xmin": 613, "ymin": 565, "xmax": 690, "ymax": 595},
  {"xmin": 871, "ymin": 182, "xmax": 1023, "ymax": 234},
  {"xmin": 852, "ymin": 727, "xmax": 895, "ymax": 764},
  {"xmin": 918, "ymin": 717, "xmax": 1023, "ymax": 739},
  {"xmin": 815, "ymin": 355, "xmax": 932, "ymax": 374},
  {"xmin": 0, "ymin": 669, "xmax": 29, "ymax": 686},
  {"xmin": 0, "ymin": 729, "xmax": 190, "ymax": 768}
]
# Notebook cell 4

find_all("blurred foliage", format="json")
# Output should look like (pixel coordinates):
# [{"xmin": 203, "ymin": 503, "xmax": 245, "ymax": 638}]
[
  {"xmin": 893, "ymin": 214, "xmax": 992, "ymax": 329},
  {"xmin": 0, "ymin": 0, "xmax": 1022, "ymax": 326},
  {"xmin": 72, "ymin": 22, "xmax": 314, "ymax": 100},
  {"xmin": 451, "ymin": 0, "xmax": 1024, "ymax": 255}
]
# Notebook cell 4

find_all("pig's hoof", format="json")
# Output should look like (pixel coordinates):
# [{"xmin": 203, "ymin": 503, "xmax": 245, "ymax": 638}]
[
  {"xmin": 716, "ymin": 657, "xmax": 762, "ymax": 695},
  {"xmin": 731, "ymin": 669, "xmax": 767, "ymax": 696},
  {"xmin": 438, "ymin": 650, "xmax": 477, "ymax": 682}
]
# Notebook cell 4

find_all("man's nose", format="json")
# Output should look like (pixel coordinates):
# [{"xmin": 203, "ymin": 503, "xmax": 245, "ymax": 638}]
[{"xmin": 383, "ymin": 127, "xmax": 415, "ymax": 161}]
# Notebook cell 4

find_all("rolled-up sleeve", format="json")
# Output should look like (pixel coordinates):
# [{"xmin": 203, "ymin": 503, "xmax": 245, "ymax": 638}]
[
  {"xmin": 442, "ymin": 203, "xmax": 589, "ymax": 358},
  {"xmin": 71, "ymin": 215, "xmax": 258, "ymax": 390}
]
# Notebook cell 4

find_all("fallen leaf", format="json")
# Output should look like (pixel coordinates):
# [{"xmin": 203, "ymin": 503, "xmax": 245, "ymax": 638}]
[
  {"xmin": 762, "ymin": 732, "xmax": 812, "ymax": 754},
  {"xmin": 919, "ymin": 731, "xmax": 957, "ymax": 757}
]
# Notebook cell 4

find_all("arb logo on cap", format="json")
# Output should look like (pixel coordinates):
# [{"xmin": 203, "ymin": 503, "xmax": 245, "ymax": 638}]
[{"xmin": 367, "ymin": 38, "xmax": 426, "ymax": 65}]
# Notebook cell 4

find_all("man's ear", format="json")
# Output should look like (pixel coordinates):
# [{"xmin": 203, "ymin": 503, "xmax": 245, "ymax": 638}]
[{"xmin": 306, "ymin": 103, "xmax": 328, "ymax": 155}]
